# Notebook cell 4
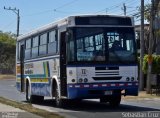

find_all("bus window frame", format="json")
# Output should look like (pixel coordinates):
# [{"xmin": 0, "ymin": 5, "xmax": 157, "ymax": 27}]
[{"xmin": 25, "ymin": 38, "xmax": 32, "ymax": 60}]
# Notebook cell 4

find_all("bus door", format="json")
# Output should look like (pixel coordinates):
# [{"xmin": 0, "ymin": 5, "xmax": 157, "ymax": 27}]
[
  {"xmin": 60, "ymin": 32, "xmax": 67, "ymax": 96},
  {"xmin": 20, "ymin": 44, "xmax": 25, "ymax": 92}
]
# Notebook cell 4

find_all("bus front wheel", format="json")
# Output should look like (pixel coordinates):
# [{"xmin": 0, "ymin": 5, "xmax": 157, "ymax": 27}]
[
  {"xmin": 55, "ymin": 84, "xmax": 65, "ymax": 107},
  {"xmin": 109, "ymin": 95, "xmax": 121, "ymax": 107}
]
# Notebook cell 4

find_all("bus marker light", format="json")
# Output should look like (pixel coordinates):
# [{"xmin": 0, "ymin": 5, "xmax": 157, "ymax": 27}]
[
  {"xmin": 79, "ymin": 78, "xmax": 83, "ymax": 83},
  {"xmin": 72, "ymin": 79, "xmax": 75, "ymax": 82},
  {"xmin": 126, "ymin": 77, "xmax": 130, "ymax": 81},
  {"xmin": 131, "ymin": 77, "xmax": 134, "ymax": 81},
  {"xmin": 84, "ymin": 78, "xmax": 88, "ymax": 82}
]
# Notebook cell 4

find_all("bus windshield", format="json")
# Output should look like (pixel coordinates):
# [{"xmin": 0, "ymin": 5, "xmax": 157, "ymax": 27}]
[{"xmin": 67, "ymin": 27, "xmax": 137, "ymax": 64}]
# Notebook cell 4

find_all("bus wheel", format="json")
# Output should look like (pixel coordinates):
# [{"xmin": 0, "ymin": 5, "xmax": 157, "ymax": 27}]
[
  {"xmin": 26, "ymin": 82, "xmax": 44, "ymax": 103},
  {"xmin": 36, "ymin": 96, "xmax": 44, "ymax": 103},
  {"xmin": 26, "ymin": 81, "xmax": 36, "ymax": 103},
  {"xmin": 26, "ymin": 81, "xmax": 31, "ymax": 102},
  {"xmin": 55, "ymin": 84, "xmax": 64, "ymax": 107},
  {"xmin": 109, "ymin": 95, "xmax": 121, "ymax": 107}
]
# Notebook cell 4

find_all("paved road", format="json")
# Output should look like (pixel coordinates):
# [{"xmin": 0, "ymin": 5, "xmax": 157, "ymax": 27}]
[
  {"xmin": 0, "ymin": 103, "xmax": 42, "ymax": 118},
  {"xmin": 0, "ymin": 79, "xmax": 25, "ymax": 102},
  {"xmin": 0, "ymin": 79, "xmax": 160, "ymax": 118}
]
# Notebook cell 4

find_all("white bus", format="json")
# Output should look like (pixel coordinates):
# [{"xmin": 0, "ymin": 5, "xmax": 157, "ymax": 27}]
[{"xmin": 16, "ymin": 15, "xmax": 138, "ymax": 107}]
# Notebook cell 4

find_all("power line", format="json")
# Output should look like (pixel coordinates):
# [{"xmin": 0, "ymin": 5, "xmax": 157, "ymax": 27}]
[
  {"xmin": 4, "ymin": 6, "xmax": 20, "ymax": 37},
  {"xmin": 94, "ymin": 0, "xmax": 130, "ymax": 14},
  {"xmin": 23, "ymin": 0, "xmax": 79, "ymax": 17},
  {"xmin": 95, "ymin": 0, "xmax": 139, "ymax": 14},
  {"xmin": 2, "ymin": 19, "xmax": 16, "ymax": 30}
]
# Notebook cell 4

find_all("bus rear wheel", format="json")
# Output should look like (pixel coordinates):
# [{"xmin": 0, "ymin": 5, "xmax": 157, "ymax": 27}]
[
  {"xmin": 26, "ymin": 81, "xmax": 44, "ymax": 103},
  {"xmin": 26, "ymin": 81, "xmax": 31, "ymax": 102}
]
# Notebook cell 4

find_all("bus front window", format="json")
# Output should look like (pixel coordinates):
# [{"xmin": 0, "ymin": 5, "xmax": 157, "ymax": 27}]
[
  {"xmin": 67, "ymin": 27, "xmax": 136, "ymax": 64},
  {"xmin": 75, "ymin": 28, "xmax": 106, "ymax": 62},
  {"xmin": 107, "ymin": 31, "xmax": 136, "ymax": 63}
]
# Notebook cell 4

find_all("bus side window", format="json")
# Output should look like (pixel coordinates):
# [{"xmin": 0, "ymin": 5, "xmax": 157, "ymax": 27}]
[
  {"xmin": 32, "ymin": 36, "xmax": 39, "ymax": 58},
  {"xmin": 48, "ymin": 30, "xmax": 57, "ymax": 54},
  {"xmin": 25, "ymin": 38, "xmax": 31, "ymax": 60},
  {"xmin": 39, "ymin": 33, "xmax": 47, "ymax": 56}
]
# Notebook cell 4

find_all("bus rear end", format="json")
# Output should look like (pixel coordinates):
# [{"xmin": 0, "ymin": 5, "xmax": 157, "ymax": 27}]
[{"xmin": 66, "ymin": 15, "xmax": 138, "ymax": 106}]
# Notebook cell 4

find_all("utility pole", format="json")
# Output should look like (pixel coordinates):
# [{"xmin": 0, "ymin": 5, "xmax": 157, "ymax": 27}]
[
  {"xmin": 139, "ymin": 0, "xmax": 145, "ymax": 91},
  {"xmin": 122, "ymin": 3, "xmax": 127, "ymax": 16},
  {"xmin": 147, "ymin": 0, "xmax": 154, "ymax": 94},
  {"xmin": 4, "ymin": 6, "xmax": 20, "ymax": 37}
]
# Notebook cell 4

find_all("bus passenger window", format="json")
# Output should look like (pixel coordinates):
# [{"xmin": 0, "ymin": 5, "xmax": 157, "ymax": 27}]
[
  {"xmin": 25, "ymin": 38, "xmax": 31, "ymax": 60},
  {"xmin": 32, "ymin": 36, "xmax": 39, "ymax": 58},
  {"xmin": 48, "ymin": 30, "xmax": 57, "ymax": 54},
  {"xmin": 39, "ymin": 33, "xmax": 47, "ymax": 56}
]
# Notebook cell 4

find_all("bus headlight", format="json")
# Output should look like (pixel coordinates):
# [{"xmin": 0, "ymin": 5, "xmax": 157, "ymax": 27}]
[
  {"xmin": 131, "ymin": 77, "xmax": 134, "ymax": 81},
  {"xmin": 84, "ymin": 78, "xmax": 88, "ymax": 83},
  {"xmin": 126, "ymin": 77, "xmax": 130, "ymax": 81},
  {"xmin": 79, "ymin": 78, "xmax": 83, "ymax": 83},
  {"xmin": 71, "ymin": 79, "xmax": 75, "ymax": 83}
]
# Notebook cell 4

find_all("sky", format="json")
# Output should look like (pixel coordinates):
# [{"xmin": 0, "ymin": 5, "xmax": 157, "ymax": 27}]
[{"xmin": 0, "ymin": 0, "xmax": 150, "ymax": 35}]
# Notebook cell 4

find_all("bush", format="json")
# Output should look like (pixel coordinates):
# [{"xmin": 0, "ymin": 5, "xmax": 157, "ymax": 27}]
[
  {"xmin": 142, "ymin": 55, "xmax": 160, "ymax": 74},
  {"xmin": 0, "ymin": 31, "xmax": 16, "ymax": 74}
]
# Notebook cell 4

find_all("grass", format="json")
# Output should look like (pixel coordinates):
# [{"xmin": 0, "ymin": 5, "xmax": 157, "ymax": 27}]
[
  {"xmin": 0, "ymin": 74, "xmax": 15, "ymax": 80},
  {"xmin": 0, "ymin": 97, "xmax": 63, "ymax": 118},
  {"xmin": 122, "ymin": 91, "xmax": 160, "ymax": 100}
]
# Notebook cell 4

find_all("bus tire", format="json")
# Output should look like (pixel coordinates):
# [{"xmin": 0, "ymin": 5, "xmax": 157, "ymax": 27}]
[
  {"xmin": 26, "ymin": 81, "xmax": 44, "ymax": 103},
  {"xmin": 36, "ymin": 96, "xmax": 44, "ymax": 103},
  {"xmin": 26, "ymin": 80, "xmax": 31, "ymax": 102},
  {"xmin": 55, "ymin": 84, "xmax": 65, "ymax": 107},
  {"xmin": 109, "ymin": 95, "xmax": 121, "ymax": 107}
]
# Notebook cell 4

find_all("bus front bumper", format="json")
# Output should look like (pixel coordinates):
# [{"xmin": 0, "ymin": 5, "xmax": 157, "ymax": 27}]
[{"xmin": 67, "ymin": 82, "xmax": 138, "ymax": 99}]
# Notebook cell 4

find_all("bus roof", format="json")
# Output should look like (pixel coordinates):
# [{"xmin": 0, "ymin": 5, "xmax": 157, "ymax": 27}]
[{"xmin": 17, "ymin": 14, "xmax": 133, "ymax": 41}]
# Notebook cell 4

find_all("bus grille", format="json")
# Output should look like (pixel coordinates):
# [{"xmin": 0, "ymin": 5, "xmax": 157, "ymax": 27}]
[
  {"xmin": 93, "ymin": 66, "xmax": 121, "ymax": 80},
  {"xmin": 92, "ymin": 77, "xmax": 122, "ymax": 80}
]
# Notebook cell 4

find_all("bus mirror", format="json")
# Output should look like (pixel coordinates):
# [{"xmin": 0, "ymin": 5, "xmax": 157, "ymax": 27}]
[
  {"xmin": 66, "ymin": 32, "xmax": 69, "ymax": 42},
  {"xmin": 66, "ymin": 30, "xmax": 73, "ymax": 42}
]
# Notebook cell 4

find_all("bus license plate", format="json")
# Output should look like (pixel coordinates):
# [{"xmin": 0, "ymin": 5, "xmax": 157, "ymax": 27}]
[{"xmin": 104, "ymin": 91, "xmax": 112, "ymax": 95}]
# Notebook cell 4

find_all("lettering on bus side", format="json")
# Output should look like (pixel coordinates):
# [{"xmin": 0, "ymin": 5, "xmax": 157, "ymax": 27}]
[
  {"xmin": 52, "ymin": 59, "xmax": 58, "ymax": 75},
  {"xmin": 24, "ymin": 63, "xmax": 34, "ymax": 74}
]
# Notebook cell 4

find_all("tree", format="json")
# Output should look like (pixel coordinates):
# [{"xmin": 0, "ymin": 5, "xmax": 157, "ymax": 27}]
[
  {"xmin": 0, "ymin": 31, "xmax": 16, "ymax": 74},
  {"xmin": 137, "ymin": 1, "xmax": 160, "ymax": 93}
]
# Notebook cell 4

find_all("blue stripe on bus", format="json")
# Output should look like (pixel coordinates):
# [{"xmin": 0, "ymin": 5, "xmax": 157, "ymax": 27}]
[{"xmin": 17, "ymin": 74, "xmax": 46, "ymax": 78}]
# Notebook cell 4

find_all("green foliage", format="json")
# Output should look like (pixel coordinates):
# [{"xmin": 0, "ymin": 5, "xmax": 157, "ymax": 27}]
[
  {"xmin": 137, "ymin": 3, "xmax": 151, "ymax": 22},
  {"xmin": 0, "ymin": 31, "xmax": 16, "ymax": 74},
  {"xmin": 143, "ymin": 55, "xmax": 160, "ymax": 74}
]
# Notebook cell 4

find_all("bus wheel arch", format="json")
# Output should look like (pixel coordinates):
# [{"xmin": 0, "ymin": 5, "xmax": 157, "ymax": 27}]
[
  {"xmin": 26, "ymin": 77, "xmax": 31, "ymax": 101},
  {"xmin": 51, "ymin": 76, "xmax": 60, "ymax": 97},
  {"xmin": 51, "ymin": 76, "xmax": 65, "ymax": 107}
]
